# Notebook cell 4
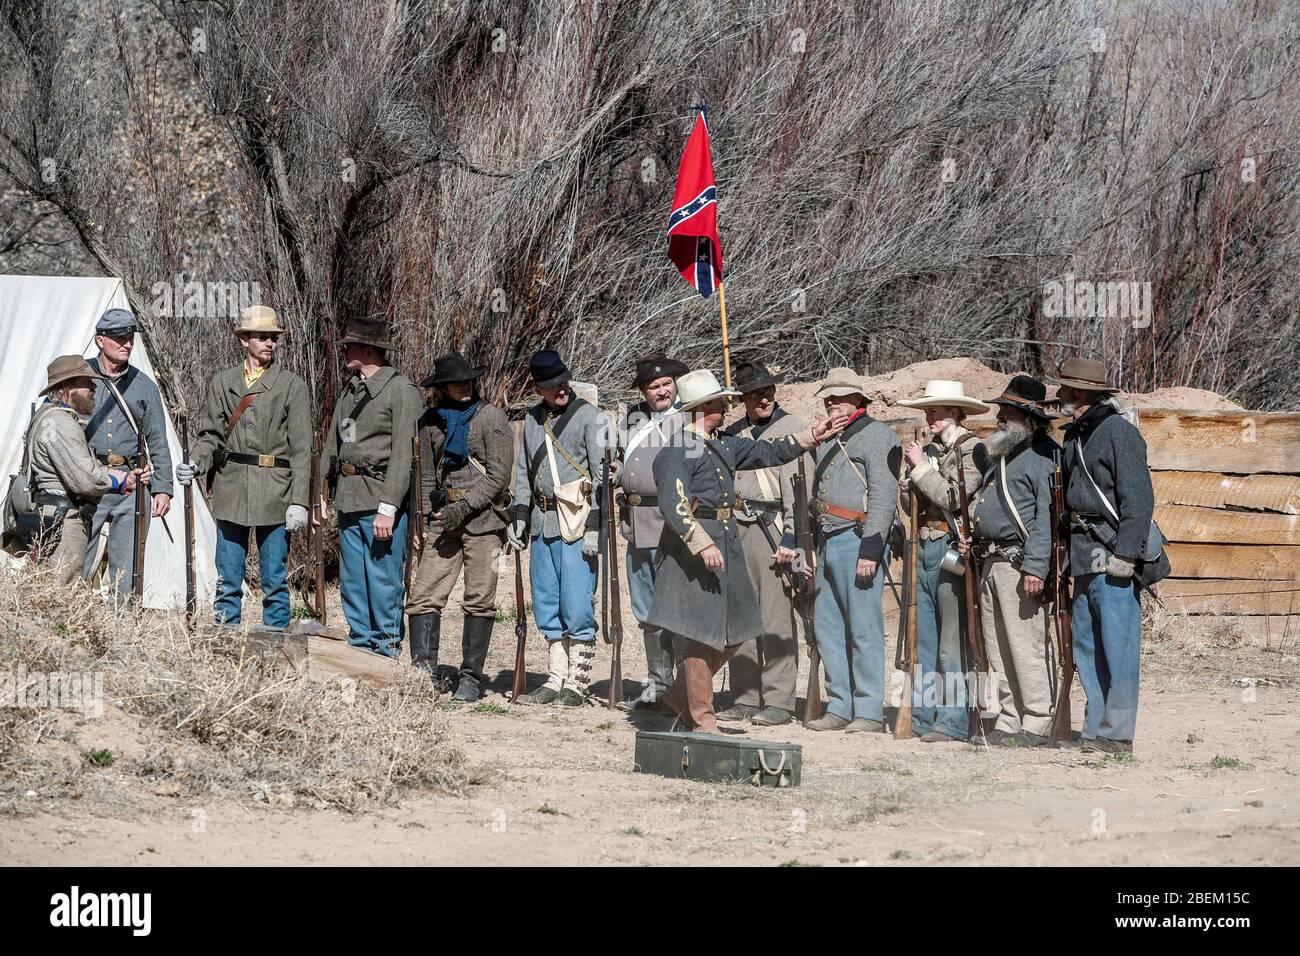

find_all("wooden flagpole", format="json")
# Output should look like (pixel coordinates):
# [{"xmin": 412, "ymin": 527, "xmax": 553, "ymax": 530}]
[{"xmin": 718, "ymin": 281, "xmax": 733, "ymax": 390}]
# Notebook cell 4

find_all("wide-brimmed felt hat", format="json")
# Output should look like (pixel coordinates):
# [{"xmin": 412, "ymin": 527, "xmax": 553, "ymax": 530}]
[
  {"xmin": 732, "ymin": 360, "xmax": 781, "ymax": 394},
  {"xmin": 897, "ymin": 379, "xmax": 992, "ymax": 414},
  {"xmin": 41, "ymin": 355, "xmax": 106, "ymax": 395},
  {"xmin": 814, "ymin": 367, "xmax": 867, "ymax": 400},
  {"xmin": 95, "ymin": 308, "xmax": 138, "ymax": 337},
  {"xmin": 530, "ymin": 350, "xmax": 571, "ymax": 389},
  {"xmin": 987, "ymin": 374, "xmax": 1056, "ymax": 423},
  {"xmin": 234, "ymin": 305, "xmax": 285, "ymax": 336},
  {"xmin": 421, "ymin": 351, "xmax": 487, "ymax": 388},
  {"xmin": 676, "ymin": 369, "xmax": 741, "ymax": 412},
  {"xmin": 631, "ymin": 353, "xmax": 689, "ymax": 388},
  {"xmin": 1053, "ymin": 356, "xmax": 1120, "ymax": 394},
  {"xmin": 339, "ymin": 315, "xmax": 395, "ymax": 352}
]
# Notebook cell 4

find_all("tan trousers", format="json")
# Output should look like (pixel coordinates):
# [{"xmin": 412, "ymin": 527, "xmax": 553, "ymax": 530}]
[
  {"xmin": 661, "ymin": 638, "xmax": 740, "ymax": 735},
  {"xmin": 49, "ymin": 513, "xmax": 91, "ymax": 586},
  {"xmin": 979, "ymin": 555, "xmax": 1056, "ymax": 736},
  {"xmin": 405, "ymin": 527, "xmax": 505, "ymax": 616},
  {"xmin": 727, "ymin": 522, "xmax": 799, "ymax": 712}
]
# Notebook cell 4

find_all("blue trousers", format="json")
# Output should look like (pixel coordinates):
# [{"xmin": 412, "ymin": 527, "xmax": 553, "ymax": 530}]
[
  {"xmin": 1072, "ymin": 572, "xmax": 1142, "ymax": 741},
  {"xmin": 530, "ymin": 534, "xmax": 597, "ymax": 643},
  {"xmin": 338, "ymin": 510, "xmax": 409, "ymax": 657},
  {"xmin": 814, "ymin": 528, "xmax": 886, "ymax": 722},
  {"xmin": 911, "ymin": 537, "xmax": 969, "ymax": 739},
  {"xmin": 215, "ymin": 520, "xmax": 289, "ymax": 628},
  {"xmin": 626, "ymin": 545, "xmax": 677, "ymax": 692}
]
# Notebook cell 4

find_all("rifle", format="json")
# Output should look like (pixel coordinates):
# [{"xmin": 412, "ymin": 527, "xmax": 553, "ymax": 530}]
[
  {"xmin": 129, "ymin": 400, "xmax": 151, "ymax": 602},
  {"xmin": 791, "ymin": 459, "xmax": 822, "ymax": 727},
  {"xmin": 310, "ymin": 430, "xmax": 326, "ymax": 623},
  {"xmin": 404, "ymin": 434, "xmax": 422, "ymax": 594},
  {"xmin": 602, "ymin": 447, "xmax": 624, "ymax": 708},
  {"xmin": 894, "ymin": 474, "xmax": 920, "ymax": 739},
  {"xmin": 955, "ymin": 452, "xmax": 989, "ymax": 739},
  {"xmin": 511, "ymin": 549, "xmax": 529, "ymax": 701},
  {"xmin": 1049, "ymin": 451, "xmax": 1075, "ymax": 746},
  {"xmin": 179, "ymin": 415, "xmax": 196, "ymax": 624}
]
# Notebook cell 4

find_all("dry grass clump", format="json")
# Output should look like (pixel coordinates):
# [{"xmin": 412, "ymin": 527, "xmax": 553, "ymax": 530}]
[{"xmin": 0, "ymin": 568, "xmax": 473, "ymax": 812}]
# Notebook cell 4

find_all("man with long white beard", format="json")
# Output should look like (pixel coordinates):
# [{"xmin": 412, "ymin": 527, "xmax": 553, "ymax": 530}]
[{"xmin": 966, "ymin": 376, "xmax": 1061, "ymax": 746}]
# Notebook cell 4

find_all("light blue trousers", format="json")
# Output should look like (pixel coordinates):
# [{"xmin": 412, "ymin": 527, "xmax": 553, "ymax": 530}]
[
  {"xmin": 214, "ymin": 520, "xmax": 289, "ymax": 628},
  {"xmin": 338, "ymin": 510, "xmax": 409, "ymax": 657},
  {"xmin": 1071, "ymin": 571, "xmax": 1142, "ymax": 741},
  {"xmin": 530, "ymin": 534, "xmax": 597, "ymax": 643},
  {"xmin": 911, "ymin": 537, "xmax": 970, "ymax": 739},
  {"xmin": 626, "ymin": 545, "xmax": 677, "ymax": 693},
  {"xmin": 814, "ymin": 528, "xmax": 886, "ymax": 722}
]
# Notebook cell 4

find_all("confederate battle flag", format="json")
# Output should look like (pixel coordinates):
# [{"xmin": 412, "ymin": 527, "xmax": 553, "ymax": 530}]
[{"xmin": 666, "ymin": 108, "xmax": 723, "ymax": 297}]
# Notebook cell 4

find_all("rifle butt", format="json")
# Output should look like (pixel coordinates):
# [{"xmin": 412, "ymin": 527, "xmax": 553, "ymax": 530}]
[{"xmin": 511, "ymin": 551, "xmax": 528, "ymax": 701}]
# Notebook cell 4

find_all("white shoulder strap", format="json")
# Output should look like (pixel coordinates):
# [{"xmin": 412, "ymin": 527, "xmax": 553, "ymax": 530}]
[
  {"xmin": 544, "ymin": 432, "xmax": 561, "ymax": 491},
  {"xmin": 999, "ymin": 457, "xmax": 1030, "ymax": 542},
  {"xmin": 1074, "ymin": 440, "xmax": 1119, "ymax": 523}
]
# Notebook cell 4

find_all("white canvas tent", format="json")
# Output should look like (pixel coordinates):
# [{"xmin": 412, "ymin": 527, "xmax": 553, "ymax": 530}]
[{"xmin": 0, "ymin": 275, "xmax": 217, "ymax": 609}]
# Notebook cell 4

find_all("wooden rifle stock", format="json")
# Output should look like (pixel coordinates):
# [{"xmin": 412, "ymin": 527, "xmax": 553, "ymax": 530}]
[
  {"xmin": 511, "ymin": 549, "xmax": 529, "ymax": 701},
  {"xmin": 791, "ymin": 459, "xmax": 822, "ymax": 727},
  {"xmin": 310, "ymin": 431, "xmax": 326, "ymax": 623},
  {"xmin": 894, "ymin": 480, "xmax": 920, "ymax": 738},
  {"xmin": 955, "ymin": 454, "xmax": 988, "ymax": 737},
  {"xmin": 1049, "ymin": 454, "xmax": 1075, "ymax": 746},
  {"xmin": 602, "ymin": 447, "xmax": 624, "ymax": 708},
  {"xmin": 180, "ymin": 416, "xmax": 196, "ymax": 624},
  {"xmin": 404, "ymin": 435, "xmax": 422, "ymax": 594}
]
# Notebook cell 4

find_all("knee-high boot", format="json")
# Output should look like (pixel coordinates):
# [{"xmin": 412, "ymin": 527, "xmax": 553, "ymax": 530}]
[{"xmin": 453, "ymin": 615, "xmax": 494, "ymax": 702}]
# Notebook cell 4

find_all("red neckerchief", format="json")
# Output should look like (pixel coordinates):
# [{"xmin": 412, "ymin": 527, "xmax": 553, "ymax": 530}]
[{"xmin": 843, "ymin": 407, "xmax": 870, "ymax": 428}]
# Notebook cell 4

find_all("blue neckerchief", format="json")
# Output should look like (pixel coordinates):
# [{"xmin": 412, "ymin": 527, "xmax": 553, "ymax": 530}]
[{"xmin": 437, "ymin": 398, "xmax": 479, "ymax": 463}]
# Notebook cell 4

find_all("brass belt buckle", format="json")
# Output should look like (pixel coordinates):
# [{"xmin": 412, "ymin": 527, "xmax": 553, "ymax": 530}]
[
  {"xmin": 625, "ymin": 493, "xmax": 641, "ymax": 506},
  {"xmin": 258, "ymin": 454, "xmax": 276, "ymax": 468},
  {"xmin": 717, "ymin": 506, "xmax": 732, "ymax": 521},
  {"xmin": 107, "ymin": 453, "xmax": 125, "ymax": 467},
  {"xmin": 340, "ymin": 462, "xmax": 358, "ymax": 477},
  {"xmin": 812, "ymin": 500, "xmax": 828, "ymax": 515}
]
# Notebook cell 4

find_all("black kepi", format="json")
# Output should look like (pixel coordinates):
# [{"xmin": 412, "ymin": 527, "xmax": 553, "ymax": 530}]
[{"xmin": 631, "ymin": 352, "xmax": 689, "ymax": 387}]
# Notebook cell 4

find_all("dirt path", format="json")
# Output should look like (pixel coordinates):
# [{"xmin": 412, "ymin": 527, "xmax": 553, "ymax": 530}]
[{"xmin": 4, "ymin": 619, "xmax": 1297, "ymax": 866}]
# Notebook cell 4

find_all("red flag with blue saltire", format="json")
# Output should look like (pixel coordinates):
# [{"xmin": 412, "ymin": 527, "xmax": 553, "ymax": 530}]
[{"xmin": 667, "ymin": 108, "xmax": 723, "ymax": 297}]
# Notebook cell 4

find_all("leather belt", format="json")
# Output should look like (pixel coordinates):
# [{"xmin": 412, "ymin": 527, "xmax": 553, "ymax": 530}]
[
  {"xmin": 811, "ymin": 498, "xmax": 867, "ymax": 523},
  {"xmin": 95, "ymin": 452, "xmax": 137, "ymax": 468},
  {"xmin": 339, "ymin": 461, "xmax": 386, "ymax": 479},
  {"xmin": 226, "ymin": 452, "xmax": 290, "ymax": 469},
  {"xmin": 446, "ymin": 488, "xmax": 468, "ymax": 501},
  {"xmin": 534, "ymin": 492, "xmax": 558, "ymax": 511},
  {"xmin": 693, "ymin": 506, "xmax": 732, "ymax": 521},
  {"xmin": 740, "ymin": 498, "xmax": 782, "ymax": 513},
  {"xmin": 621, "ymin": 493, "xmax": 658, "ymax": 507},
  {"xmin": 922, "ymin": 518, "xmax": 952, "ymax": 533}
]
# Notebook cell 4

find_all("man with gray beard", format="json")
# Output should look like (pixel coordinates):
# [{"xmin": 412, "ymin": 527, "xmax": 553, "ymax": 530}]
[{"xmin": 966, "ymin": 376, "xmax": 1060, "ymax": 746}]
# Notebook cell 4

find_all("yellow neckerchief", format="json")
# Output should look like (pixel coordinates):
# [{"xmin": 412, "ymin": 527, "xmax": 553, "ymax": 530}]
[{"xmin": 243, "ymin": 360, "xmax": 269, "ymax": 390}]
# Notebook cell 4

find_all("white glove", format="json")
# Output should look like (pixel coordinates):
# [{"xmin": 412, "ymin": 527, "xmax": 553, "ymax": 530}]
[
  {"xmin": 285, "ymin": 504, "xmax": 309, "ymax": 533},
  {"xmin": 176, "ymin": 461, "xmax": 198, "ymax": 486},
  {"xmin": 582, "ymin": 529, "xmax": 601, "ymax": 558},
  {"xmin": 1106, "ymin": 554, "xmax": 1136, "ymax": 579},
  {"xmin": 506, "ymin": 519, "xmax": 527, "ymax": 552}
]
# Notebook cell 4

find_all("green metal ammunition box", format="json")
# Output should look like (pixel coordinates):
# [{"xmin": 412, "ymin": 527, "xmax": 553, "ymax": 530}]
[{"xmin": 633, "ymin": 731, "xmax": 802, "ymax": 788}]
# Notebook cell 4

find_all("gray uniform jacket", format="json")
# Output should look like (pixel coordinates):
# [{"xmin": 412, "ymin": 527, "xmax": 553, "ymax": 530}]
[
  {"xmin": 970, "ymin": 434, "xmax": 1060, "ymax": 580},
  {"xmin": 810, "ymin": 413, "xmax": 901, "ymax": 561},
  {"xmin": 1063, "ymin": 404, "xmax": 1155, "ymax": 570},
  {"xmin": 901, "ymin": 426, "xmax": 987, "ymax": 542},
  {"xmin": 646, "ymin": 424, "xmax": 815, "ymax": 650},
  {"xmin": 617, "ymin": 401, "xmax": 682, "ymax": 551},
  {"xmin": 84, "ymin": 358, "xmax": 174, "ymax": 498},
  {"xmin": 509, "ymin": 397, "xmax": 606, "ymax": 539},
  {"xmin": 419, "ymin": 400, "xmax": 513, "ymax": 536},
  {"xmin": 31, "ymin": 403, "xmax": 114, "ymax": 502},
  {"xmin": 190, "ymin": 363, "xmax": 313, "ymax": 527},
  {"xmin": 722, "ymin": 405, "xmax": 808, "ymax": 544},
  {"xmin": 324, "ymin": 366, "xmax": 423, "ymax": 515}
]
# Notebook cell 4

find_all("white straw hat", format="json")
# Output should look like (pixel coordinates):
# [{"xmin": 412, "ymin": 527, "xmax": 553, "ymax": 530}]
[
  {"xmin": 896, "ymin": 379, "xmax": 992, "ymax": 414},
  {"xmin": 676, "ymin": 369, "xmax": 741, "ymax": 411}
]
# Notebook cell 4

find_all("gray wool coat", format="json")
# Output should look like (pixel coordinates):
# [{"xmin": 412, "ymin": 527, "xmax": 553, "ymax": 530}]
[
  {"xmin": 646, "ymin": 424, "xmax": 814, "ymax": 650},
  {"xmin": 509, "ymin": 397, "xmax": 606, "ymax": 538},
  {"xmin": 84, "ymin": 357, "xmax": 174, "ymax": 498},
  {"xmin": 810, "ymin": 413, "xmax": 901, "ymax": 560},
  {"xmin": 970, "ymin": 433, "xmax": 1061, "ymax": 580},
  {"xmin": 1063, "ymin": 404, "xmax": 1155, "ymax": 571}
]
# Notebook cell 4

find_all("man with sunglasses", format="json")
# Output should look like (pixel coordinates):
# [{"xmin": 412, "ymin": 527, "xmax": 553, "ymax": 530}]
[
  {"xmin": 176, "ymin": 306, "xmax": 312, "ymax": 628},
  {"xmin": 81, "ymin": 308, "xmax": 174, "ymax": 603}
]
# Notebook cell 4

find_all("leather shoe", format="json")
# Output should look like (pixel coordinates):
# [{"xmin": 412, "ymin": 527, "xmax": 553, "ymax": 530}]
[
  {"xmin": 920, "ymin": 730, "xmax": 959, "ymax": 743},
  {"xmin": 557, "ymin": 688, "xmax": 586, "ymax": 708},
  {"xmin": 515, "ymin": 686, "xmax": 559, "ymax": 706},
  {"xmin": 805, "ymin": 713, "xmax": 850, "ymax": 732},
  {"xmin": 716, "ymin": 703, "xmax": 760, "ymax": 722},
  {"xmin": 751, "ymin": 706, "xmax": 793, "ymax": 727},
  {"xmin": 845, "ymin": 717, "xmax": 885, "ymax": 734}
]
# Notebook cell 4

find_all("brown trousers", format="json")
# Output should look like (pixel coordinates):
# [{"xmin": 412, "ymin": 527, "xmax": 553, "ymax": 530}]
[
  {"xmin": 50, "ymin": 513, "xmax": 91, "ymax": 586},
  {"xmin": 661, "ymin": 638, "xmax": 741, "ymax": 735},
  {"xmin": 727, "ymin": 522, "xmax": 799, "ymax": 712},
  {"xmin": 405, "ymin": 527, "xmax": 505, "ymax": 617}
]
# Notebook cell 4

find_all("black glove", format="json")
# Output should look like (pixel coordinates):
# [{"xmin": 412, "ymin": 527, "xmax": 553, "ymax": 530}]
[{"xmin": 438, "ymin": 499, "xmax": 473, "ymax": 532}]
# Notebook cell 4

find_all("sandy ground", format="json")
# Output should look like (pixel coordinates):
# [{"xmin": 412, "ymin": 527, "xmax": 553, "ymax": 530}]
[{"xmin": 3, "ymin": 560, "xmax": 1297, "ymax": 867}]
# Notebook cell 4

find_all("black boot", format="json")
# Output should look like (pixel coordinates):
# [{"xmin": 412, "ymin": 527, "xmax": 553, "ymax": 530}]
[
  {"xmin": 408, "ymin": 612, "xmax": 442, "ymax": 685},
  {"xmin": 453, "ymin": 615, "xmax": 494, "ymax": 702}
]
